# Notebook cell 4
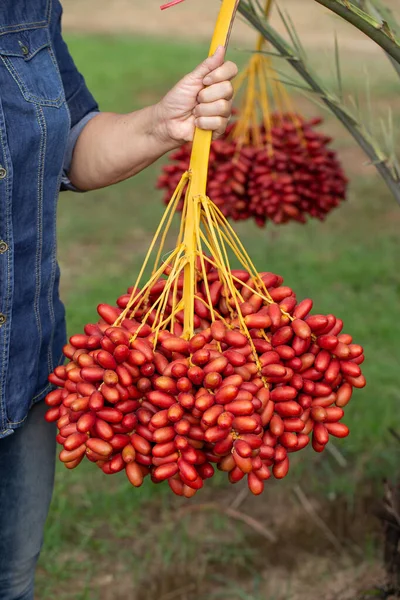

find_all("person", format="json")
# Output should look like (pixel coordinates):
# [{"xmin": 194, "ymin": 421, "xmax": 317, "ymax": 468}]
[{"xmin": 0, "ymin": 2, "xmax": 238, "ymax": 599}]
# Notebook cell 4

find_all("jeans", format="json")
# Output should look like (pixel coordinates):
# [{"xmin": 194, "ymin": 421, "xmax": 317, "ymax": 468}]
[{"xmin": 0, "ymin": 401, "xmax": 56, "ymax": 600}]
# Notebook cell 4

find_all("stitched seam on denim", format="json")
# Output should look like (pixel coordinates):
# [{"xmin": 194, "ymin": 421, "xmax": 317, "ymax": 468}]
[
  {"xmin": 0, "ymin": 3, "xmax": 51, "ymax": 35},
  {"xmin": 8, "ymin": 384, "xmax": 52, "ymax": 425},
  {"xmin": 47, "ymin": 104, "xmax": 70, "ymax": 374},
  {"xmin": 0, "ymin": 52, "xmax": 64, "ymax": 108},
  {"xmin": 1, "ymin": 350, "xmax": 64, "ymax": 430},
  {"xmin": 32, "ymin": 350, "xmax": 64, "ymax": 409},
  {"xmin": 46, "ymin": 0, "xmax": 52, "ymax": 24},
  {"xmin": 0, "ymin": 100, "xmax": 14, "ymax": 433},
  {"xmin": 0, "ymin": 42, "xmax": 48, "ymax": 59},
  {"xmin": 45, "ymin": 17, "xmax": 70, "ymax": 373},
  {"xmin": 33, "ymin": 105, "xmax": 46, "ymax": 376},
  {"xmin": 46, "ymin": 226, "xmax": 57, "ymax": 375},
  {"xmin": 1, "ymin": 384, "xmax": 51, "ymax": 429},
  {"xmin": 0, "ymin": 24, "xmax": 48, "ymax": 36},
  {"xmin": 0, "ymin": 120, "xmax": 6, "ymax": 432},
  {"xmin": 0, "ymin": 354, "xmax": 63, "ymax": 433},
  {"xmin": 47, "ymin": 33, "xmax": 66, "ymax": 107}
]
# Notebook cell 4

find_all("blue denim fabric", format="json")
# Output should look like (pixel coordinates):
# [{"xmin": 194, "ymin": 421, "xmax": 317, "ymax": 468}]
[
  {"xmin": 0, "ymin": 0, "xmax": 99, "ymax": 439},
  {"xmin": 61, "ymin": 110, "xmax": 100, "ymax": 191},
  {"xmin": 0, "ymin": 401, "xmax": 56, "ymax": 600}
]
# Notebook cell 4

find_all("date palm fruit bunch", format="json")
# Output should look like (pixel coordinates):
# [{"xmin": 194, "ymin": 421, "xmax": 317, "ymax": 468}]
[
  {"xmin": 157, "ymin": 1, "xmax": 347, "ymax": 227},
  {"xmin": 45, "ymin": 0, "xmax": 364, "ymax": 497}
]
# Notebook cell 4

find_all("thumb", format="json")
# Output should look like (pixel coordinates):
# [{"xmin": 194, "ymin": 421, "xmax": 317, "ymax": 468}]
[{"xmin": 186, "ymin": 46, "xmax": 226, "ymax": 83}]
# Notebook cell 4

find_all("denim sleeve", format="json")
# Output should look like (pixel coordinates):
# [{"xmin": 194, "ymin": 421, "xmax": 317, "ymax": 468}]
[
  {"xmin": 61, "ymin": 112, "xmax": 100, "ymax": 192},
  {"xmin": 51, "ymin": 0, "xmax": 100, "ymax": 191}
]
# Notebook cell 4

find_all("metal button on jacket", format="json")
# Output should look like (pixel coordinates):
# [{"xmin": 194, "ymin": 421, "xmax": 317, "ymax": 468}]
[
  {"xmin": 0, "ymin": 241, "xmax": 8, "ymax": 253},
  {"xmin": 0, "ymin": 314, "xmax": 7, "ymax": 326},
  {"xmin": 20, "ymin": 45, "xmax": 29, "ymax": 56},
  {"xmin": 0, "ymin": 167, "xmax": 7, "ymax": 179}
]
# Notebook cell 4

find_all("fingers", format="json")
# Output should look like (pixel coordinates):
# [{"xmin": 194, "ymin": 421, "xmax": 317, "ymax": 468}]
[
  {"xmin": 188, "ymin": 46, "xmax": 226, "ymax": 82},
  {"xmin": 203, "ymin": 61, "xmax": 238, "ymax": 86},
  {"xmin": 194, "ymin": 116, "xmax": 229, "ymax": 139},
  {"xmin": 168, "ymin": 48, "xmax": 238, "ymax": 142},
  {"xmin": 193, "ymin": 98, "xmax": 231, "ymax": 119},
  {"xmin": 194, "ymin": 64, "xmax": 236, "ymax": 139},
  {"xmin": 197, "ymin": 81, "xmax": 234, "ymax": 104}
]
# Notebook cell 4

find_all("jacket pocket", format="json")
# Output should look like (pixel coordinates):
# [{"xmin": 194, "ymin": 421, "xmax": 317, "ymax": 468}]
[{"xmin": 0, "ymin": 27, "xmax": 65, "ymax": 107}]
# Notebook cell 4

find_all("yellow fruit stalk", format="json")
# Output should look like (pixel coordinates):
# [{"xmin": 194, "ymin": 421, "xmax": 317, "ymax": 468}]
[{"xmin": 115, "ymin": 0, "xmax": 281, "ymax": 349}]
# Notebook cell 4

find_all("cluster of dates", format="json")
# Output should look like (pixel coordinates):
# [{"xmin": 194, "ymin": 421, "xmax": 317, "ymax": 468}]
[
  {"xmin": 157, "ymin": 114, "xmax": 347, "ymax": 227},
  {"xmin": 45, "ymin": 265, "xmax": 364, "ymax": 497}
]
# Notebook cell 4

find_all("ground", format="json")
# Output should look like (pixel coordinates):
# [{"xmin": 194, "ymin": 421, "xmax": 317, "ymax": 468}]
[{"xmin": 33, "ymin": 3, "xmax": 400, "ymax": 599}]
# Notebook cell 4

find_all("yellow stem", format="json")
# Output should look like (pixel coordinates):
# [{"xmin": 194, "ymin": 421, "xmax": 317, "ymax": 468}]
[
  {"xmin": 194, "ymin": 294, "xmax": 232, "ymax": 328},
  {"xmin": 182, "ymin": 0, "xmax": 239, "ymax": 338},
  {"xmin": 152, "ymin": 257, "xmax": 182, "ymax": 333},
  {"xmin": 257, "ymin": 57, "xmax": 273, "ymax": 143},
  {"xmin": 136, "ymin": 254, "xmax": 185, "ymax": 337},
  {"xmin": 113, "ymin": 170, "xmax": 189, "ymax": 328},
  {"xmin": 152, "ymin": 255, "xmax": 187, "ymax": 341},
  {"xmin": 153, "ymin": 172, "xmax": 190, "ymax": 276},
  {"xmin": 202, "ymin": 202, "xmax": 266, "ymax": 379},
  {"xmin": 169, "ymin": 266, "xmax": 181, "ymax": 333},
  {"xmin": 194, "ymin": 232, "xmax": 216, "ymax": 324},
  {"xmin": 256, "ymin": 0, "xmax": 274, "ymax": 52},
  {"xmin": 234, "ymin": 56, "xmax": 257, "ymax": 147},
  {"xmin": 118, "ymin": 247, "xmax": 182, "ymax": 325}
]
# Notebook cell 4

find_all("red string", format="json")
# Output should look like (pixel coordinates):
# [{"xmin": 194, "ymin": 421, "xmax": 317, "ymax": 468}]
[{"xmin": 160, "ymin": 0, "xmax": 185, "ymax": 9}]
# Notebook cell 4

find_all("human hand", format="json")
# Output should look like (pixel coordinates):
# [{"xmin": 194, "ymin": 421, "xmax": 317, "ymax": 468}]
[
  {"xmin": 155, "ymin": 46, "xmax": 238, "ymax": 145},
  {"xmin": 69, "ymin": 49, "xmax": 238, "ymax": 190}
]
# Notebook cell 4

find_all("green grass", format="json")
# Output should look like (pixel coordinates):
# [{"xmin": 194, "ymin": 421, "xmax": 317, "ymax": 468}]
[{"xmin": 35, "ymin": 33, "xmax": 400, "ymax": 599}]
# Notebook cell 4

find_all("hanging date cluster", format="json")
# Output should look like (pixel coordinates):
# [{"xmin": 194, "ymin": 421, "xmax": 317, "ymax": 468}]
[
  {"xmin": 45, "ymin": 266, "xmax": 364, "ymax": 497},
  {"xmin": 157, "ymin": 114, "xmax": 347, "ymax": 227}
]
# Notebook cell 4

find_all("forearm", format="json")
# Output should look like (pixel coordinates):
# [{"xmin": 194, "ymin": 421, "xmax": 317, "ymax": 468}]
[{"xmin": 68, "ymin": 104, "xmax": 178, "ymax": 191}]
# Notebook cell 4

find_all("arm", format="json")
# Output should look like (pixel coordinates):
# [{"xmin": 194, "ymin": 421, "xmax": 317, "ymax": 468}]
[{"xmin": 68, "ymin": 47, "xmax": 238, "ymax": 191}]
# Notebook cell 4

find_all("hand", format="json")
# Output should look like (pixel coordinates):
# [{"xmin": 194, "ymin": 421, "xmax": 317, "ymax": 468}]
[
  {"xmin": 69, "ymin": 49, "xmax": 237, "ymax": 190},
  {"xmin": 155, "ymin": 46, "xmax": 238, "ymax": 145}
]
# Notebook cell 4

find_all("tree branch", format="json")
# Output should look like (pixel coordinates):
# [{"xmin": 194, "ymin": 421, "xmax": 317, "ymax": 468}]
[
  {"xmin": 313, "ymin": 0, "xmax": 400, "ymax": 64},
  {"xmin": 355, "ymin": 0, "xmax": 400, "ymax": 78}
]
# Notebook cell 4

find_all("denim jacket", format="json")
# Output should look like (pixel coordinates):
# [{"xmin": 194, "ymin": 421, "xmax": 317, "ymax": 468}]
[{"xmin": 0, "ymin": 0, "xmax": 99, "ymax": 438}]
